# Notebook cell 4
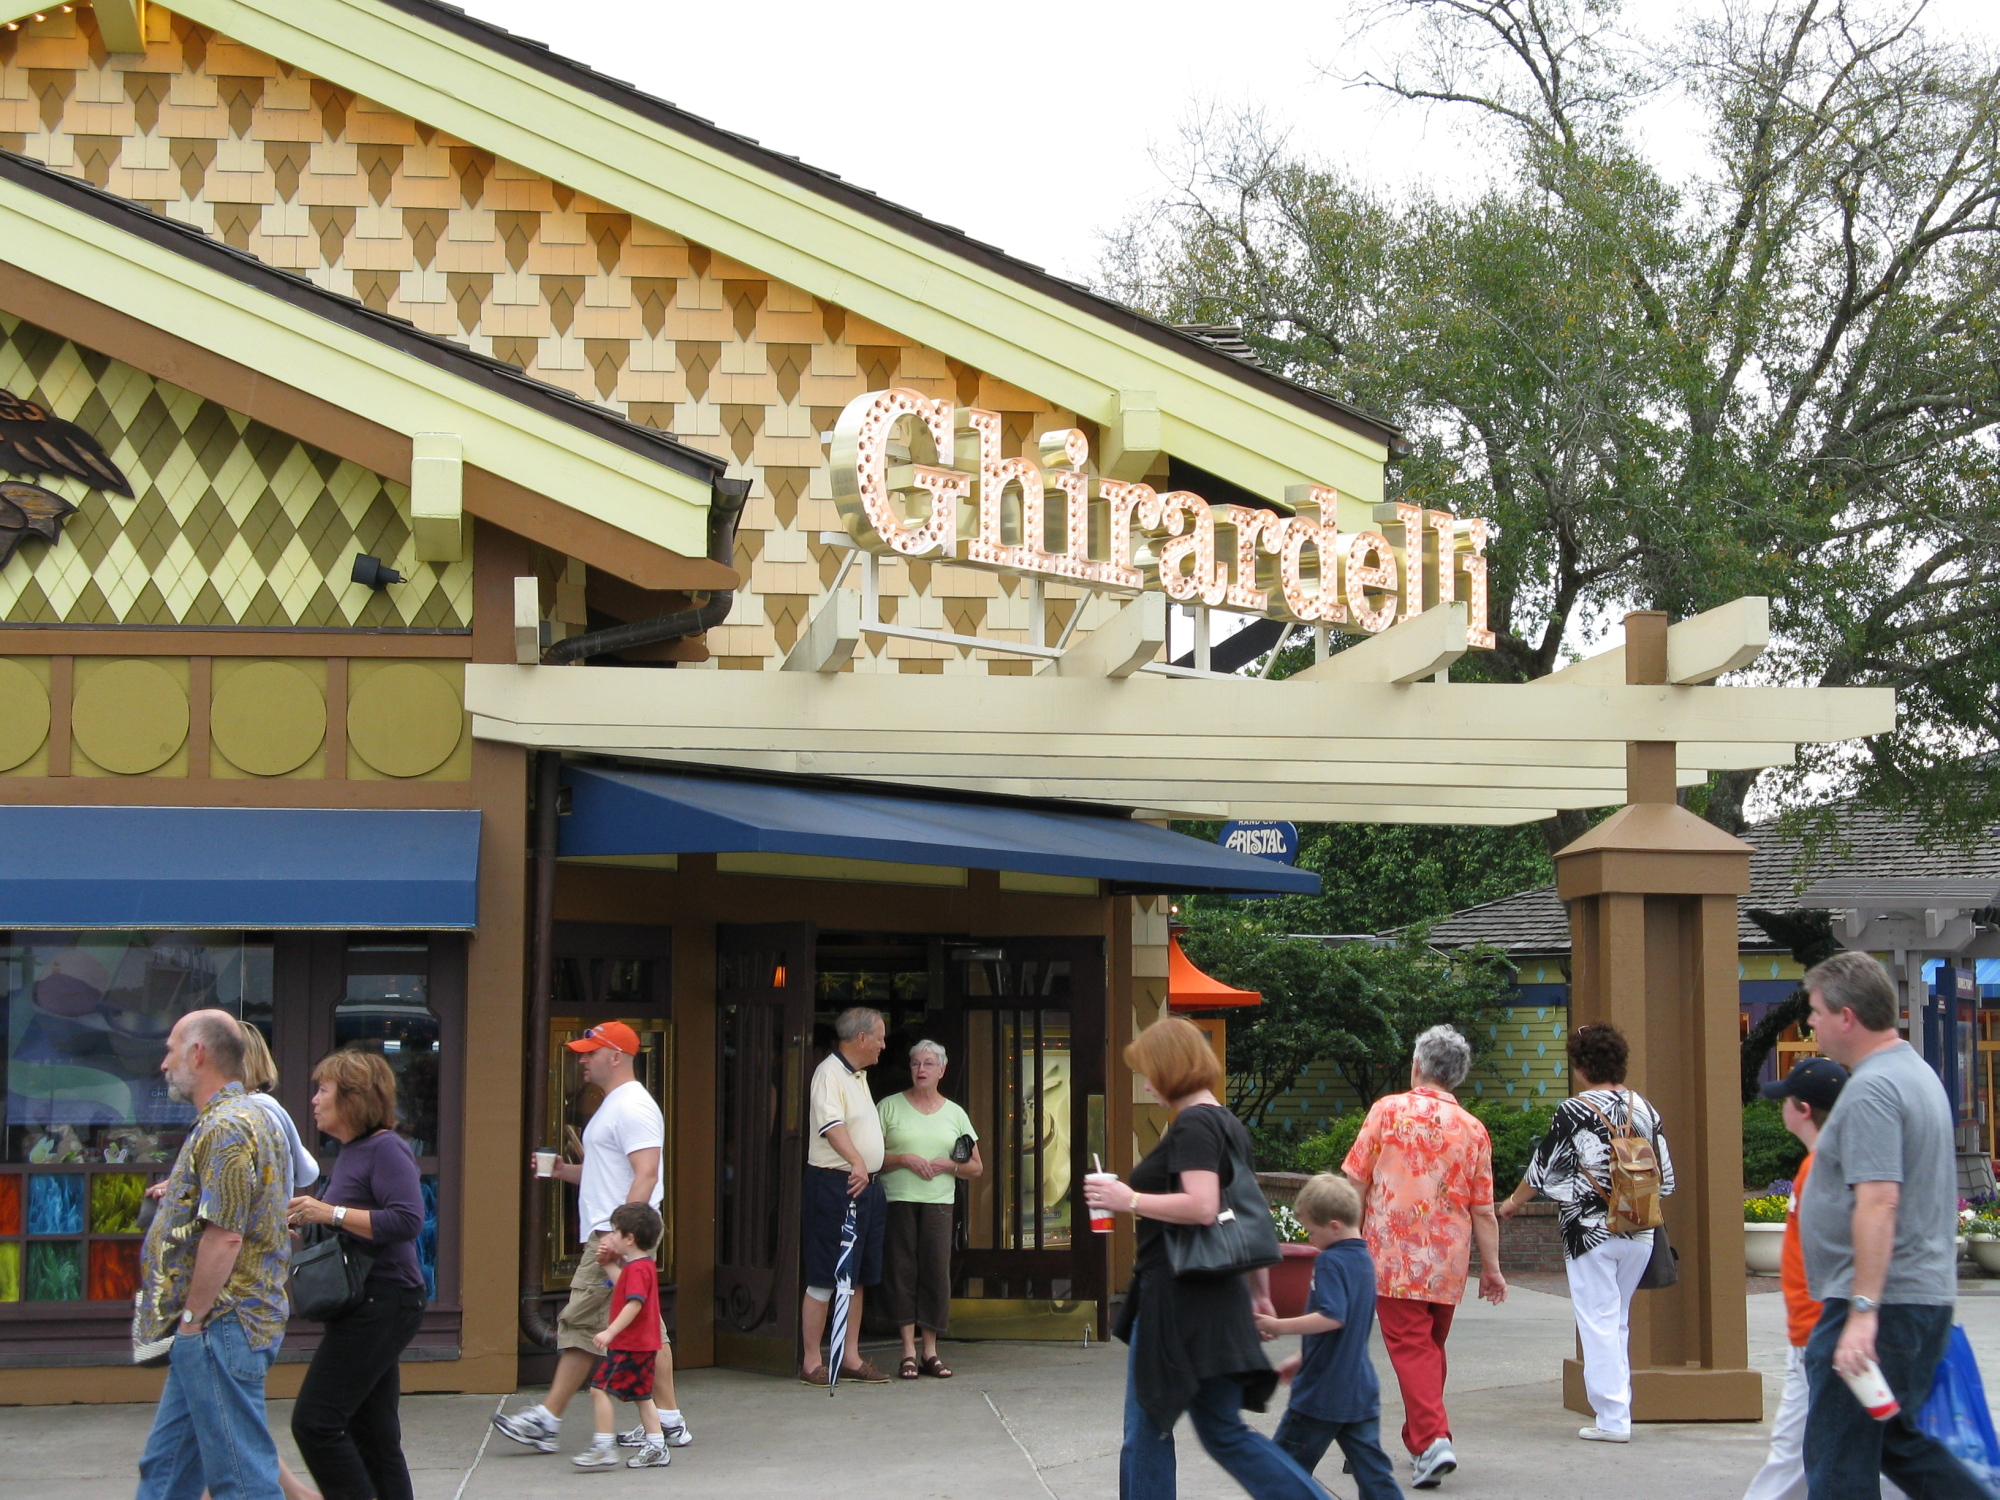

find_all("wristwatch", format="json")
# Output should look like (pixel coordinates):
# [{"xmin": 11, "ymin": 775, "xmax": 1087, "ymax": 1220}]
[
  {"xmin": 1851, "ymin": 1295, "xmax": 1881, "ymax": 1314},
  {"xmin": 332, "ymin": 1205, "xmax": 348, "ymax": 1227},
  {"xmin": 179, "ymin": 1308, "xmax": 204, "ymax": 1332}
]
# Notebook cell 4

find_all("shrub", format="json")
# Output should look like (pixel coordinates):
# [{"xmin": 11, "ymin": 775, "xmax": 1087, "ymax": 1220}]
[
  {"xmin": 1295, "ymin": 1112, "xmax": 1366, "ymax": 1176},
  {"xmin": 1742, "ymin": 1099, "xmax": 1807, "ymax": 1191},
  {"xmin": 1465, "ymin": 1100, "xmax": 1559, "ymax": 1191}
]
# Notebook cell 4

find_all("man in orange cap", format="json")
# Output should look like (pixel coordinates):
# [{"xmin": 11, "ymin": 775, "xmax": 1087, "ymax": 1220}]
[{"xmin": 493, "ymin": 1022, "xmax": 692, "ymax": 1462}]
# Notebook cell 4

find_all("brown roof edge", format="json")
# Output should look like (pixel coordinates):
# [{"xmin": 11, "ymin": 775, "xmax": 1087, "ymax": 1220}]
[
  {"xmin": 467, "ymin": 466, "xmax": 737, "ymax": 593},
  {"xmin": 379, "ymin": 0, "xmax": 1405, "ymax": 456}
]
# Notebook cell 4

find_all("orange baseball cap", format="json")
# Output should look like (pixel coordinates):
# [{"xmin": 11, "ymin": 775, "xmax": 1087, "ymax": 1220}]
[{"xmin": 566, "ymin": 1021, "xmax": 640, "ymax": 1056}]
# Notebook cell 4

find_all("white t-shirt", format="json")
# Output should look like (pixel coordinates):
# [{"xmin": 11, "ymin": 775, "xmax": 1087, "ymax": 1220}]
[{"xmin": 578, "ymin": 1079, "xmax": 665, "ymax": 1242}]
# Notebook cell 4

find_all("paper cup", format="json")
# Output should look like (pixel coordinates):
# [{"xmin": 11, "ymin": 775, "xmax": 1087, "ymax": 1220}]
[
  {"xmin": 533, "ymin": 1150, "xmax": 558, "ymax": 1179},
  {"xmin": 1840, "ymin": 1359, "xmax": 1900, "ymax": 1421},
  {"xmin": 1085, "ymin": 1172, "xmax": 1117, "ymax": 1233}
]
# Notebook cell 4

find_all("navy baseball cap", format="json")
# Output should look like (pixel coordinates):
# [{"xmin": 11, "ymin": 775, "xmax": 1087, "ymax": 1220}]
[{"xmin": 1760, "ymin": 1056, "xmax": 1849, "ymax": 1111}]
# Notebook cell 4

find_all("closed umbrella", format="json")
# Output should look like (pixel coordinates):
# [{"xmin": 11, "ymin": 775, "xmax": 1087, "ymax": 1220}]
[{"xmin": 824, "ymin": 1197, "xmax": 859, "ymax": 1396}]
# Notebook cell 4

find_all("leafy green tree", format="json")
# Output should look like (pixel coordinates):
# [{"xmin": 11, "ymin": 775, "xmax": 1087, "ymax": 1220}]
[
  {"xmin": 1178, "ymin": 819, "xmax": 1552, "ymax": 934},
  {"xmin": 1180, "ymin": 913, "xmax": 1513, "ymax": 1126},
  {"xmin": 1106, "ymin": 0, "xmax": 2000, "ymax": 847}
]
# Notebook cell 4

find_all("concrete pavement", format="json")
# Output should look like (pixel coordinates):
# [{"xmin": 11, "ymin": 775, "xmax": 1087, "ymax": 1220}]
[{"xmin": 10, "ymin": 1285, "xmax": 2000, "ymax": 1499}]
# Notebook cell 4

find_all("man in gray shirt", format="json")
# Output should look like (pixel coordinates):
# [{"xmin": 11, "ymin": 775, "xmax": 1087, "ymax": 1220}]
[{"xmin": 1797, "ymin": 950, "xmax": 1984, "ymax": 1500}]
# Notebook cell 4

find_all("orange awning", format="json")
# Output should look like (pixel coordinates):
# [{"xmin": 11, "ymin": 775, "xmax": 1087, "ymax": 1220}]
[{"xmin": 1168, "ymin": 928, "xmax": 1263, "ymax": 1011}]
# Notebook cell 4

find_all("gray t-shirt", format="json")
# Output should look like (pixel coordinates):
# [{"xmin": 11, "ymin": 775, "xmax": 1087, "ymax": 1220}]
[{"xmin": 1799, "ymin": 1041, "xmax": 1958, "ymax": 1305}]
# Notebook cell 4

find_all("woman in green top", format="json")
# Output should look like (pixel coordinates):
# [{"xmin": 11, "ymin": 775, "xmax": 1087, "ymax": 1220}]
[{"xmin": 878, "ymin": 1039, "xmax": 982, "ymax": 1379}]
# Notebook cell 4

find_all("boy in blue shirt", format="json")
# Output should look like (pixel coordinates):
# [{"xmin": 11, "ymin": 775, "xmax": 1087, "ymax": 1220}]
[{"xmin": 1256, "ymin": 1173, "xmax": 1403, "ymax": 1499}]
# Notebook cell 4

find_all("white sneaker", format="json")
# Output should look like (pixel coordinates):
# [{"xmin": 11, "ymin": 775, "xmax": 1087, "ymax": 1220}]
[
  {"xmin": 491, "ymin": 1406, "xmax": 559, "ymax": 1454},
  {"xmin": 627, "ymin": 1441, "xmax": 672, "ymax": 1469},
  {"xmin": 1411, "ymin": 1438, "xmax": 1458, "ymax": 1488},
  {"xmin": 620, "ymin": 1420, "xmax": 692, "ymax": 1448},
  {"xmin": 1578, "ymin": 1425, "xmax": 1630, "ymax": 1443},
  {"xmin": 572, "ymin": 1442, "xmax": 619, "ymax": 1469}
]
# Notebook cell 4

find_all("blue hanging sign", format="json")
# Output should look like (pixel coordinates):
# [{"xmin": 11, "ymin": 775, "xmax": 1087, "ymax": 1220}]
[{"xmin": 1218, "ymin": 820, "xmax": 1298, "ymax": 865}]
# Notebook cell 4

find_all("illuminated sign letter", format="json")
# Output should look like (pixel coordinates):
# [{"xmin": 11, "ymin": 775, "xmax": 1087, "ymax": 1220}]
[
  {"xmin": 1153, "ymin": 491, "xmax": 1227, "ymax": 606},
  {"xmin": 1345, "ymin": 531, "xmax": 1399, "ymax": 633},
  {"xmin": 830, "ymin": 388, "xmax": 965, "ymax": 557}
]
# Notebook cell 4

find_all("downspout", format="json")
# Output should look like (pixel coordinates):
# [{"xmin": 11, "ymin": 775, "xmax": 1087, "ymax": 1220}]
[
  {"xmin": 539, "ymin": 477, "xmax": 751, "ymax": 664},
  {"xmin": 520, "ymin": 747, "xmax": 562, "ymax": 1348}
]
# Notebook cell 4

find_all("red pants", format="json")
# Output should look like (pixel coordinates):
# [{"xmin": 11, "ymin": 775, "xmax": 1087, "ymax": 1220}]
[{"xmin": 1376, "ymin": 1296, "xmax": 1456, "ymax": 1456}]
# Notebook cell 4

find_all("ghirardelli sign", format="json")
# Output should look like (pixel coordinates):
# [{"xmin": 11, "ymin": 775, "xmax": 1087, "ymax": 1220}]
[{"xmin": 829, "ymin": 388, "xmax": 1492, "ymax": 646}]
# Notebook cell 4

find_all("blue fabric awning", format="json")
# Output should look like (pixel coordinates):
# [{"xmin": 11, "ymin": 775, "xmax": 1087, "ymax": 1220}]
[
  {"xmin": 560, "ymin": 766, "xmax": 1319, "ymax": 895},
  {"xmin": 0, "ymin": 807, "xmax": 481, "ymax": 929}
]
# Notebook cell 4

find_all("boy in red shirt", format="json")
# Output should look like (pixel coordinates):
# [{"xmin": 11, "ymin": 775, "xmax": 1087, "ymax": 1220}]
[{"xmin": 575, "ymin": 1203, "xmax": 669, "ymax": 1471}]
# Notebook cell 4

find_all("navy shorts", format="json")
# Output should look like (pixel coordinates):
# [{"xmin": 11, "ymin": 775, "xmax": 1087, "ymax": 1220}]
[{"xmin": 802, "ymin": 1165, "xmax": 886, "ymax": 1290}]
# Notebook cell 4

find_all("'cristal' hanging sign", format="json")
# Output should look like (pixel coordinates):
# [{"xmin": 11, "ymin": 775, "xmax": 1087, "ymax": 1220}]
[{"xmin": 827, "ymin": 387, "xmax": 1493, "ymax": 646}]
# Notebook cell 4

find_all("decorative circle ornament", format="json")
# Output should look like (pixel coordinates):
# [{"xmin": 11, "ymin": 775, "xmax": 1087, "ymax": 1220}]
[
  {"xmin": 72, "ymin": 660, "xmax": 187, "ymax": 774},
  {"xmin": 211, "ymin": 662, "xmax": 325, "ymax": 776},
  {"xmin": 347, "ymin": 663, "xmax": 462, "ymax": 778},
  {"xmin": 0, "ymin": 658, "xmax": 50, "ymax": 771}
]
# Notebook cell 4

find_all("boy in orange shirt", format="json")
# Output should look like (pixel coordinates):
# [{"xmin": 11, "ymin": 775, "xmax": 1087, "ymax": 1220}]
[{"xmin": 1743, "ymin": 1057, "xmax": 1869, "ymax": 1500}]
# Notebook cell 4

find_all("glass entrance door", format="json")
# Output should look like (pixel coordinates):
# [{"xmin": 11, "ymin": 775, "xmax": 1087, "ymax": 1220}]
[
  {"xmin": 713, "ymin": 923, "xmax": 814, "ymax": 1375},
  {"xmin": 947, "ymin": 938, "xmax": 1106, "ymax": 1337}
]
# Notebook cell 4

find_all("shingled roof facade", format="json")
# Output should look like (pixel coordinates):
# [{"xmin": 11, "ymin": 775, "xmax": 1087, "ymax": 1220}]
[{"xmin": 1420, "ymin": 805, "xmax": 2000, "ymax": 957}]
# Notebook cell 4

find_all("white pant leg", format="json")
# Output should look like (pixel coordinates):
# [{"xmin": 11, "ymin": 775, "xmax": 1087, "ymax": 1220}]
[
  {"xmin": 1742, "ymin": 1345, "xmax": 1810, "ymax": 1500},
  {"xmin": 1565, "ymin": 1234, "xmax": 1652, "ymax": 1436}
]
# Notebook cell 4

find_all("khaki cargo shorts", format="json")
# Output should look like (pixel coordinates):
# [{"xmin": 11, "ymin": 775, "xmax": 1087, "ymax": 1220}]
[{"xmin": 555, "ymin": 1231, "xmax": 671, "ymax": 1355}]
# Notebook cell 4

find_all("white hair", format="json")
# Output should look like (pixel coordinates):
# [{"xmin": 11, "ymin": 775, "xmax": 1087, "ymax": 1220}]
[
  {"xmin": 1412, "ymin": 1025, "xmax": 1472, "ymax": 1089},
  {"xmin": 835, "ymin": 1007, "xmax": 884, "ymax": 1042},
  {"xmin": 910, "ymin": 1039, "xmax": 948, "ymax": 1067}
]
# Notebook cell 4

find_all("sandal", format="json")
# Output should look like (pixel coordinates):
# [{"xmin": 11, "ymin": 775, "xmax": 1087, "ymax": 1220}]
[
  {"xmin": 898, "ymin": 1356, "xmax": 921, "ymax": 1380},
  {"xmin": 920, "ymin": 1355, "xmax": 953, "ymax": 1379}
]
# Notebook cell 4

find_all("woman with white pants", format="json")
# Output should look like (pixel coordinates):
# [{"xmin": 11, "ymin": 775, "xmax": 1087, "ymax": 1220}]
[{"xmin": 1502, "ymin": 1023, "xmax": 1672, "ymax": 1443}]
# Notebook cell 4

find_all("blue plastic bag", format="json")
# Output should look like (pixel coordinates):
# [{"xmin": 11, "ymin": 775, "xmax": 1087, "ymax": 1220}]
[{"xmin": 1917, "ymin": 1325, "xmax": 2000, "ymax": 1494}]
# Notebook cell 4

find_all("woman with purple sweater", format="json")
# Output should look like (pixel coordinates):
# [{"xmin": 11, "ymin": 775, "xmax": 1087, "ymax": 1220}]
[{"xmin": 285, "ymin": 1051, "xmax": 427, "ymax": 1500}]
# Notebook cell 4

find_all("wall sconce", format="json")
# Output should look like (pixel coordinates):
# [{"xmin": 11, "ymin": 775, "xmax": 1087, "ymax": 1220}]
[{"xmin": 351, "ymin": 553, "xmax": 404, "ymax": 590}]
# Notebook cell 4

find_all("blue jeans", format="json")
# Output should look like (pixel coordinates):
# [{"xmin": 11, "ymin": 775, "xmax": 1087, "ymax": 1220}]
[
  {"xmin": 1803, "ymin": 1300, "xmax": 1987, "ymax": 1500},
  {"xmin": 136, "ymin": 1314, "xmax": 284, "ymax": 1500},
  {"xmin": 1120, "ymin": 1331, "xmax": 1325, "ymax": 1500},
  {"xmin": 1273, "ymin": 1410, "xmax": 1402, "ymax": 1500}
]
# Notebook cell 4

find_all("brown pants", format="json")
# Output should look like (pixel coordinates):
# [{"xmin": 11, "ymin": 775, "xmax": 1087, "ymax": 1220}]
[{"xmin": 880, "ymin": 1200, "xmax": 953, "ymax": 1332}]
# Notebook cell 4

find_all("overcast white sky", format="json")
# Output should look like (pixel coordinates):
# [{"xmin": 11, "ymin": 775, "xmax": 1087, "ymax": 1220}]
[{"xmin": 463, "ymin": 0, "xmax": 2000, "ymax": 283}]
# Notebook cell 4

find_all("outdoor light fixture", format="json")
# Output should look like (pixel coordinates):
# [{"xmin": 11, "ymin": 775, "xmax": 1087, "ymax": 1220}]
[{"xmin": 350, "ymin": 553, "xmax": 404, "ymax": 590}]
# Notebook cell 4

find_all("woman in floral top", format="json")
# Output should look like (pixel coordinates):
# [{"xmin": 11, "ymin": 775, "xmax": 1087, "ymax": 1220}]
[
  {"xmin": 1342, "ymin": 1025, "xmax": 1507, "ymax": 1491},
  {"xmin": 1508, "ymin": 1024, "xmax": 1675, "ymax": 1444}
]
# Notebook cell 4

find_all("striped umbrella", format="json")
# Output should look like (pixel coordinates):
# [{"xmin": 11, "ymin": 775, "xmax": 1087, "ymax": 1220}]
[{"xmin": 824, "ymin": 1197, "xmax": 859, "ymax": 1396}]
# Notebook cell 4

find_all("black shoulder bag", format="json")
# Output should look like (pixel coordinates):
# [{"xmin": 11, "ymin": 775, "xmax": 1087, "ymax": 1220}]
[
  {"xmin": 1163, "ymin": 1111, "xmax": 1282, "ymax": 1281},
  {"xmin": 289, "ymin": 1221, "xmax": 377, "ymax": 1321},
  {"xmin": 1623, "ymin": 1097, "xmax": 1678, "ymax": 1291}
]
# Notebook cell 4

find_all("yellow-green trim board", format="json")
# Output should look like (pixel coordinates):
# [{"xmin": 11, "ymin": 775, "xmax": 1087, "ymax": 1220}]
[
  {"xmin": 0, "ymin": 173, "xmax": 716, "ymax": 558},
  {"xmin": 36, "ymin": 0, "xmax": 1392, "ymax": 515}
]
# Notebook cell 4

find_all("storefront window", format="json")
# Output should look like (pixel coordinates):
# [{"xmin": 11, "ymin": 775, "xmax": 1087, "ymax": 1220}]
[
  {"xmin": 333, "ymin": 958, "xmax": 439, "ymax": 1158},
  {"xmin": 0, "ymin": 932, "xmax": 270, "ymax": 1306},
  {"xmin": 964, "ymin": 1004, "xmax": 1074, "ymax": 1253}
]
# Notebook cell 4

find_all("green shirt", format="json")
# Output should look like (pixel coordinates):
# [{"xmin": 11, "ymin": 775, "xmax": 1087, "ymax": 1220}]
[{"xmin": 878, "ymin": 1092, "xmax": 976, "ymax": 1204}]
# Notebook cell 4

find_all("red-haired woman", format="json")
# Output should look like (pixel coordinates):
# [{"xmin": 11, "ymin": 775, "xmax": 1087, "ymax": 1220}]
[{"xmin": 1083, "ymin": 1017, "xmax": 1320, "ymax": 1500}]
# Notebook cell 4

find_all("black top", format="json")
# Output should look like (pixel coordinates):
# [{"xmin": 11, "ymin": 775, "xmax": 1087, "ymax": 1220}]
[
  {"xmin": 320, "ymin": 1129, "xmax": 428, "ymax": 1292},
  {"xmin": 1115, "ymin": 1104, "xmax": 1277, "ymax": 1429}
]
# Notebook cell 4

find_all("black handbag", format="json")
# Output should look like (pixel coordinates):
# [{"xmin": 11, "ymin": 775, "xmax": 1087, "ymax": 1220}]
[
  {"xmin": 1637, "ymin": 1223, "xmax": 1679, "ymax": 1289},
  {"xmin": 950, "ymin": 1133, "xmax": 975, "ymax": 1165},
  {"xmin": 288, "ymin": 1221, "xmax": 376, "ymax": 1321},
  {"xmin": 1163, "ymin": 1114, "xmax": 1282, "ymax": 1281}
]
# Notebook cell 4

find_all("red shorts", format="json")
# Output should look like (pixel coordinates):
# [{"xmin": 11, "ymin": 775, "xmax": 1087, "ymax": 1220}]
[{"xmin": 590, "ymin": 1348, "xmax": 656, "ymax": 1404}]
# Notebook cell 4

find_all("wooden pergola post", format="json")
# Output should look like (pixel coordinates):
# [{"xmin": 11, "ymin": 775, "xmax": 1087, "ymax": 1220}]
[{"xmin": 1553, "ymin": 611, "xmax": 1763, "ymax": 1421}]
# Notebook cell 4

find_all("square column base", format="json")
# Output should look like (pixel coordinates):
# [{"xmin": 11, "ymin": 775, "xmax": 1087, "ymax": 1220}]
[{"xmin": 1563, "ymin": 1358, "xmax": 1764, "ymax": 1422}]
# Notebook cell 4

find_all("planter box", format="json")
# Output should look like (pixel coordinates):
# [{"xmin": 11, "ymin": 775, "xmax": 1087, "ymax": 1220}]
[
  {"xmin": 1269, "ymin": 1243, "xmax": 1319, "ymax": 1319},
  {"xmin": 1744, "ymin": 1222, "xmax": 1786, "ymax": 1275}
]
